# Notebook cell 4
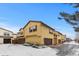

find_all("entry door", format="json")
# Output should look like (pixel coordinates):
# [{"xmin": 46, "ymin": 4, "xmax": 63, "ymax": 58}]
[
  {"xmin": 4, "ymin": 39, "xmax": 11, "ymax": 44},
  {"xmin": 44, "ymin": 38, "xmax": 52, "ymax": 45}
]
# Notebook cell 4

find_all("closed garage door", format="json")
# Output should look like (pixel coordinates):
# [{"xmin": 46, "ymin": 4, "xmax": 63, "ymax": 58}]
[
  {"xmin": 17, "ymin": 38, "xmax": 25, "ymax": 44},
  {"xmin": 58, "ymin": 40, "xmax": 62, "ymax": 44},
  {"xmin": 44, "ymin": 38, "xmax": 52, "ymax": 45},
  {"xmin": 4, "ymin": 39, "xmax": 11, "ymax": 44}
]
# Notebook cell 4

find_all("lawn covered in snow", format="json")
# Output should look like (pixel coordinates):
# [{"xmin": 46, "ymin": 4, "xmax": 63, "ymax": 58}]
[
  {"xmin": 0, "ymin": 44, "xmax": 58, "ymax": 56},
  {"xmin": 0, "ymin": 41, "xmax": 79, "ymax": 56}
]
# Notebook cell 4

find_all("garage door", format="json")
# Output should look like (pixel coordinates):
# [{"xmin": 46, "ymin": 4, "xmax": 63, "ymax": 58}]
[
  {"xmin": 58, "ymin": 40, "xmax": 62, "ymax": 44},
  {"xmin": 17, "ymin": 38, "xmax": 25, "ymax": 44},
  {"xmin": 4, "ymin": 39, "xmax": 11, "ymax": 44},
  {"xmin": 44, "ymin": 38, "xmax": 52, "ymax": 45}
]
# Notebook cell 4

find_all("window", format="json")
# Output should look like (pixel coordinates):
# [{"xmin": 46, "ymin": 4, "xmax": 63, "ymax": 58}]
[
  {"xmin": 49, "ymin": 30, "xmax": 53, "ymax": 34},
  {"xmin": 4, "ymin": 33, "xmax": 10, "ymax": 36},
  {"xmin": 29, "ymin": 26, "xmax": 37, "ymax": 32},
  {"xmin": 54, "ymin": 34, "xmax": 57, "ymax": 37}
]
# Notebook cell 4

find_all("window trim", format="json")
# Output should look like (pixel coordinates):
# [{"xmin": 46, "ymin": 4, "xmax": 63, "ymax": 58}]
[{"xmin": 29, "ymin": 25, "xmax": 37, "ymax": 32}]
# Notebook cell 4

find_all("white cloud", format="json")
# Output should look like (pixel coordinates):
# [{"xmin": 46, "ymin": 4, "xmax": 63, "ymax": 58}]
[
  {"xmin": 0, "ymin": 22, "xmax": 19, "ymax": 33},
  {"xmin": 0, "ymin": 17, "xmax": 20, "ymax": 33}
]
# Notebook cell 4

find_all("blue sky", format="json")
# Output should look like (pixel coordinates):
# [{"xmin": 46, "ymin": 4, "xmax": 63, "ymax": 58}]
[{"xmin": 0, "ymin": 3, "xmax": 77, "ymax": 39}]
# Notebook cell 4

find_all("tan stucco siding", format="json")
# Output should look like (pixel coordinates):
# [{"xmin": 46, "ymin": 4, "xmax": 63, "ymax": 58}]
[
  {"xmin": 53, "ymin": 32, "xmax": 65, "ymax": 44},
  {"xmin": 41, "ymin": 24, "xmax": 54, "ymax": 39},
  {"xmin": 61, "ymin": 35, "xmax": 65, "ymax": 41},
  {"xmin": 40, "ymin": 24, "xmax": 55, "ymax": 45},
  {"xmin": 25, "ymin": 36, "xmax": 43, "ymax": 45},
  {"xmin": 23, "ymin": 22, "xmax": 42, "ymax": 37},
  {"xmin": 22, "ymin": 21, "xmax": 65, "ymax": 45}
]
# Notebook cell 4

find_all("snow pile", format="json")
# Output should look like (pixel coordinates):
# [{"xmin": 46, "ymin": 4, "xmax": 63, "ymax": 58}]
[
  {"xmin": 0, "ymin": 44, "xmax": 58, "ymax": 56},
  {"xmin": 64, "ymin": 41, "xmax": 79, "ymax": 45}
]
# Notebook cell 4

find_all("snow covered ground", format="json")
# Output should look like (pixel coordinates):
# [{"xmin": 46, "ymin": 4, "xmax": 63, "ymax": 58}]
[
  {"xmin": 0, "ymin": 44, "xmax": 58, "ymax": 56},
  {"xmin": 64, "ymin": 41, "xmax": 79, "ymax": 45},
  {"xmin": 57, "ymin": 41, "xmax": 79, "ymax": 56},
  {"xmin": 0, "ymin": 41, "xmax": 79, "ymax": 56}
]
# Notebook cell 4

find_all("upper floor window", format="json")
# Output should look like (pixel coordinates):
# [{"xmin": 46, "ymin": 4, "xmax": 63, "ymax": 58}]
[
  {"xmin": 29, "ymin": 26, "xmax": 37, "ymax": 32},
  {"xmin": 49, "ymin": 29, "xmax": 53, "ymax": 34},
  {"xmin": 54, "ymin": 34, "xmax": 57, "ymax": 37},
  {"xmin": 4, "ymin": 33, "xmax": 10, "ymax": 36}
]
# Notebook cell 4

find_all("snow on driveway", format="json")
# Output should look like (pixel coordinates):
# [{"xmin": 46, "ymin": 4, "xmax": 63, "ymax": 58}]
[
  {"xmin": 56, "ymin": 41, "xmax": 79, "ymax": 56},
  {"xmin": 64, "ymin": 41, "xmax": 79, "ymax": 45},
  {"xmin": 0, "ymin": 44, "xmax": 58, "ymax": 56}
]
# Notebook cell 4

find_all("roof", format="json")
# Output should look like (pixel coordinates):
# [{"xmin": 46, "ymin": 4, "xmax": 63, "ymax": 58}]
[
  {"xmin": 55, "ymin": 30, "xmax": 63, "ymax": 35},
  {"xmin": 23, "ymin": 20, "xmax": 55, "ymax": 31},
  {"xmin": 19, "ymin": 28, "xmax": 23, "ymax": 31},
  {"xmin": 22, "ymin": 20, "xmax": 63, "ymax": 35},
  {"xmin": 0, "ymin": 27, "xmax": 14, "ymax": 34}
]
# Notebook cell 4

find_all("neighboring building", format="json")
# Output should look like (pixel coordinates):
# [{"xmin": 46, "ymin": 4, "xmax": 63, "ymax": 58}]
[
  {"xmin": 17, "ymin": 20, "xmax": 65, "ymax": 45},
  {"xmin": 12, "ymin": 29, "xmax": 25, "ymax": 44},
  {"xmin": 66, "ymin": 38, "xmax": 72, "ymax": 42},
  {"xmin": 0, "ymin": 28, "xmax": 14, "ymax": 44}
]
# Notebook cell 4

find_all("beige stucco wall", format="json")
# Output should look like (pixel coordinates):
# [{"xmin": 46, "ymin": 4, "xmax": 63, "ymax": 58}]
[
  {"xmin": 24, "ymin": 22, "xmax": 55, "ymax": 45},
  {"xmin": 25, "ymin": 36, "xmax": 43, "ymax": 45},
  {"xmin": 41, "ymin": 24, "xmax": 54, "ymax": 38},
  {"xmin": 24, "ymin": 22, "xmax": 42, "ymax": 37},
  {"xmin": 23, "ymin": 21, "xmax": 65, "ymax": 45},
  {"xmin": 41, "ymin": 24, "xmax": 55, "ymax": 44},
  {"xmin": 0, "ymin": 28, "xmax": 14, "ymax": 43},
  {"xmin": 0, "ymin": 29, "xmax": 13, "ymax": 37},
  {"xmin": 12, "ymin": 34, "xmax": 17, "ymax": 40},
  {"xmin": 53, "ymin": 31, "xmax": 65, "ymax": 44},
  {"xmin": 0, "ymin": 38, "xmax": 3, "ymax": 44}
]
